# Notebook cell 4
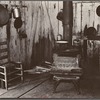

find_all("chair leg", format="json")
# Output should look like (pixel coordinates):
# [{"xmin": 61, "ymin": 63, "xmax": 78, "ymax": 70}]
[
  {"xmin": 5, "ymin": 81, "xmax": 8, "ymax": 90},
  {"xmin": 19, "ymin": 64, "xmax": 24, "ymax": 82},
  {"xmin": 4, "ymin": 67, "xmax": 8, "ymax": 90},
  {"xmin": 1, "ymin": 81, "xmax": 5, "ymax": 89}
]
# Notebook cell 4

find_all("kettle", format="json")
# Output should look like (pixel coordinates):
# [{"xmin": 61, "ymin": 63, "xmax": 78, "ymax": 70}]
[
  {"xmin": 57, "ymin": 34, "xmax": 62, "ymax": 40},
  {"xmin": 13, "ymin": 7, "xmax": 21, "ymax": 18}
]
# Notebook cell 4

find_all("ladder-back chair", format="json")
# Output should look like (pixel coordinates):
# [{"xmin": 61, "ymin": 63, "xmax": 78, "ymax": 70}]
[{"xmin": 0, "ymin": 39, "xmax": 23, "ymax": 90}]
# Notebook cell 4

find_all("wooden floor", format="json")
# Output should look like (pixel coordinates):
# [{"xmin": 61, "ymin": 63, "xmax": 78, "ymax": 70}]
[{"xmin": 0, "ymin": 73, "xmax": 100, "ymax": 98}]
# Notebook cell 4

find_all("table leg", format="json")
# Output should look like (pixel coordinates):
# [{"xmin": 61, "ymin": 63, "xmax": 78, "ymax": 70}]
[{"xmin": 53, "ymin": 80, "xmax": 60, "ymax": 93}]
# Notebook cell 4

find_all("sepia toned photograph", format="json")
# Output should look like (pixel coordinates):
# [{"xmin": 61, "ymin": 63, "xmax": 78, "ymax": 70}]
[{"xmin": 0, "ymin": 0, "xmax": 100, "ymax": 99}]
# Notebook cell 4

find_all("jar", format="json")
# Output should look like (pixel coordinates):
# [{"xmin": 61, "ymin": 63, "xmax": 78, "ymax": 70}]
[{"xmin": 13, "ymin": 7, "xmax": 21, "ymax": 18}]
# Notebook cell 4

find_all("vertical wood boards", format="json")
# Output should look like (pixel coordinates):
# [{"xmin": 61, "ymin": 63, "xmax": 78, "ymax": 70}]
[
  {"xmin": 0, "ymin": 1, "xmax": 63, "ymax": 69},
  {"xmin": 73, "ymin": 1, "xmax": 100, "ymax": 36},
  {"xmin": 1, "ymin": 1, "xmax": 100, "ymax": 70}
]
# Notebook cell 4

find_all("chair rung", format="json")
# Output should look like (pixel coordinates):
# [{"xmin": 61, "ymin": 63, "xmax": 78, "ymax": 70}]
[
  {"xmin": 16, "ymin": 74, "xmax": 23, "ymax": 76},
  {"xmin": 8, "ymin": 76, "xmax": 21, "ymax": 82},
  {"xmin": 0, "ymin": 48, "xmax": 8, "ymax": 53},
  {"xmin": 0, "ymin": 66, "xmax": 5, "ymax": 69},
  {"xmin": 15, "ymin": 68, "xmax": 22, "ymax": 70},
  {"xmin": 0, "ymin": 62, "xmax": 9, "ymax": 66},
  {"xmin": 0, "ymin": 78, "xmax": 5, "ymax": 82},
  {"xmin": 7, "ymin": 70, "xmax": 20, "ymax": 75},
  {"xmin": 0, "ymin": 72, "xmax": 5, "ymax": 75},
  {"xmin": 0, "ymin": 41, "xmax": 7, "ymax": 45},
  {"xmin": 0, "ymin": 55, "xmax": 8, "ymax": 60}
]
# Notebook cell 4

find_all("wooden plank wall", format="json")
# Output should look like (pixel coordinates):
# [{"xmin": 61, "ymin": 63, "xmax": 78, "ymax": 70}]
[
  {"xmin": 0, "ymin": 1, "xmax": 63, "ymax": 69},
  {"xmin": 73, "ymin": 1, "xmax": 100, "ymax": 74},
  {"xmin": 73, "ymin": 1, "xmax": 100, "ymax": 38},
  {"xmin": 1, "ymin": 1, "xmax": 100, "ymax": 70}
]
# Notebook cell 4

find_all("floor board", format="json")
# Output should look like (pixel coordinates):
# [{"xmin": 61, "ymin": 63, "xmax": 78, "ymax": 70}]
[
  {"xmin": 0, "ymin": 73, "xmax": 100, "ymax": 98},
  {"xmin": 20, "ymin": 79, "xmax": 94, "ymax": 98},
  {"xmin": 0, "ymin": 73, "xmax": 50, "ymax": 98}
]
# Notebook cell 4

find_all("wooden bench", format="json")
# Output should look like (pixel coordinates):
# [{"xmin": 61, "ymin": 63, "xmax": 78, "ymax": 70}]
[{"xmin": 0, "ymin": 39, "xmax": 23, "ymax": 90}]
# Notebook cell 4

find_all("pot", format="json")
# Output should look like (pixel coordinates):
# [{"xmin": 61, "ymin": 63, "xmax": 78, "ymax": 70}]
[
  {"xmin": 0, "ymin": 4, "xmax": 9, "ymax": 27},
  {"xmin": 14, "ymin": 17, "xmax": 22, "ymax": 29},
  {"xmin": 85, "ymin": 27, "xmax": 97, "ymax": 39},
  {"xmin": 56, "ymin": 9, "xmax": 63, "ymax": 21},
  {"xmin": 13, "ymin": 7, "xmax": 21, "ymax": 18},
  {"xmin": 96, "ymin": 5, "xmax": 100, "ymax": 17}
]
